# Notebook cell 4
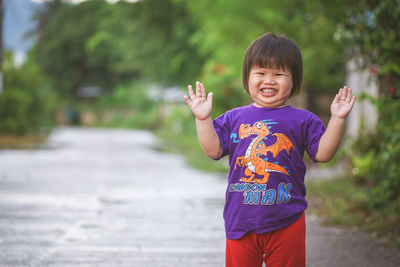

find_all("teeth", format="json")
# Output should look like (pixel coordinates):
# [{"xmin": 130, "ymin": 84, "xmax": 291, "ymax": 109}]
[{"xmin": 262, "ymin": 89, "xmax": 276, "ymax": 93}]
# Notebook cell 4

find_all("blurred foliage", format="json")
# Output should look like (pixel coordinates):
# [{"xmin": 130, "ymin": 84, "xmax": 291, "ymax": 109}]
[
  {"xmin": 177, "ymin": 0, "xmax": 346, "ymax": 114},
  {"xmin": 0, "ymin": 51, "xmax": 56, "ymax": 135},
  {"xmin": 307, "ymin": 176, "xmax": 400, "ymax": 249},
  {"xmin": 350, "ymin": 94, "xmax": 400, "ymax": 213},
  {"xmin": 32, "ymin": 0, "xmax": 347, "ymax": 110},
  {"xmin": 155, "ymin": 104, "xmax": 228, "ymax": 173},
  {"xmin": 34, "ymin": 0, "xmax": 206, "ymax": 97},
  {"xmin": 35, "ymin": 0, "xmax": 127, "ymax": 96},
  {"xmin": 334, "ymin": 0, "xmax": 400, "ymax": 215},
  {"xmin": 335, "ymin": 0, "xmax": 400, "ymax": 95},
  {"xmin": 94, "ymin": 81, "xmax": 159, "ymax": 130}
]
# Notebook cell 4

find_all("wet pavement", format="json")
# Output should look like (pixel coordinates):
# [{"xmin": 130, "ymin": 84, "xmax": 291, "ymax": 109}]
[{"xmin": 0, "ymin": 127, "xmax": 399, "ymax": 266}]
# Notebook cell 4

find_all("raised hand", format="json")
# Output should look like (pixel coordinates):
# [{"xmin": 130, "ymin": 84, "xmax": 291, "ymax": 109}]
[
  {"xmin": 184, "ymin": 81, "xmax": 213, "ymax": 120},
  {"xmin": 330, "ymin": 86, "xmax": 357, "ymax": 119}
]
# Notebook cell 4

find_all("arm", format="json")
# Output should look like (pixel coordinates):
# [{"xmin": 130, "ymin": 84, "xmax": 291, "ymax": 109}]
[
  {"xmin": 184, "ymin": 81, "xmax": 223, "ymax": 159},
  {"xmin": 315, "ymin": 86, "xmax": 356, "ymax": 162}
]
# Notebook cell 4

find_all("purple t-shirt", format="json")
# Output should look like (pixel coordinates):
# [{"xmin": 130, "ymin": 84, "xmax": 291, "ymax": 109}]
[{"xmin": 213, "ymin": 104, "xmax": 326, "ymax": 240}]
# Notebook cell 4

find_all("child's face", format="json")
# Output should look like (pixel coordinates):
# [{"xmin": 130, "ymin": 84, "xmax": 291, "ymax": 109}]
[{"xmin": 248, "ymin": 66, "xmax": 293, "ymax": 108}]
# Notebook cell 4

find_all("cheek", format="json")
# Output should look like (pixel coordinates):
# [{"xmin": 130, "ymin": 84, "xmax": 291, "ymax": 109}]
[
  {"xmin": 247, "ymin": 79, "xmax": 256, "ymax": 89},
  {"xmin": 283, "ymin": 79, "xmax": 293, "ymax": 90},
  {"xmin": 249, "ymin": 77, "xmax": 261, "ymax": 87}
]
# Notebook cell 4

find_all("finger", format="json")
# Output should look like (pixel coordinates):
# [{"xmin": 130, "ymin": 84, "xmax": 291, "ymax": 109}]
[
  {"xmin": 333, "ymin": 93, "xmax": 340, "ymax": 104},
  {"xmin": 200, "ymin": 82, "xmax": 206, "ymax": 99},
  {"xmin": 337, "ymin": 88, "xmax": 343, "ymax": 101},
  {"xmin": 350, "ymin": 95, "xmax": 357, "ymax": 106},
  {"xmin": 196, "ymin": 81, "xmax": 202, "ymax": 98},
  {"xmin": 346, "ymin": 87, "xmax": 352, "ymax": 103},
  {"xmin": 184, "ymin": 95, "xmax": 192, "ymax": 106},
  {"xmin": 342, "ymin": 86, "xmax": 348, "ymax": 101},
  {"xmin": 207, "ymin": 92, "xmax": 213, "ymax": 105},
  {"xmin": 188, "ymin": 85, "xmax": 195, "ymax": 100}
]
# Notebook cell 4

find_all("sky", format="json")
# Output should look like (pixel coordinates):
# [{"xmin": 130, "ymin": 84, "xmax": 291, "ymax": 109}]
[{"xmin": 3, "ymin": 0, "xmax": 40, "ymax": 65}]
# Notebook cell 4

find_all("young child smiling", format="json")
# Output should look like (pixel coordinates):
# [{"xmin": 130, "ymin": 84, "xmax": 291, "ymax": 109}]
[{"xmin": 184, "ymin": 33, "xmax": 356, "ymax": 267}]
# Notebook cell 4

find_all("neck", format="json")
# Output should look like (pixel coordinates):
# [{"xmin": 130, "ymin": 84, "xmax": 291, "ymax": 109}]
[{"xmin": 252, "ymin": 103, "xmax": 288, "ymax": 108}]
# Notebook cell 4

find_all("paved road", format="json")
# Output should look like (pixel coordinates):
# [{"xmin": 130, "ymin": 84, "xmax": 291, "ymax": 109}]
[{"xmin": 0, "ymin": 127, "xmax": 399, "ymax": 266}]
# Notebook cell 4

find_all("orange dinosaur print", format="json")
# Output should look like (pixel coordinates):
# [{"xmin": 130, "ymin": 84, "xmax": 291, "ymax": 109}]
[{"xmin": 234, "ymin": 120, "xmax": 295, "ymax": 184}]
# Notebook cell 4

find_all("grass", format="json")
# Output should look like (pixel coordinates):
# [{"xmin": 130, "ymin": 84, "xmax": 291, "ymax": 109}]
[
  {"xmin": 306, "ymin": 176, "xmax": 400, "ymax": 250},
  {"xmin": 0, "ymin": 134, "xmax": 49, "ymax": 149},
  {"xmin": 155, "ymin": 130, "xmax": 229, "ymax": 174}
]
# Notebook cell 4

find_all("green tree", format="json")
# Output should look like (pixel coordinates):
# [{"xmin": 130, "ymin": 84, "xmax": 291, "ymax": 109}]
[
  {"xmin": 337, "ymin": 0, "xmax": 400, "ymax": 212},
  {"xmin": 35, "ymin": 0, "xmax": 117, "ymax": 97},
  {"xmin": 28, "ymin": 0, "xmax": 64, "ymax": 43},
  {"xmin": 35, "ymin": 0, "xmax": 207, "ymax": 97},
  {"xmin": 178, "ymin": 0, "xmax": 346, "ymax": 115},
  {"xmin": 335, "ymin": 0, "xmax": 400, "ymax": 96},
  {"xmin": 121, "ymin": 0, "xmax": 206, "ymax": 86}
]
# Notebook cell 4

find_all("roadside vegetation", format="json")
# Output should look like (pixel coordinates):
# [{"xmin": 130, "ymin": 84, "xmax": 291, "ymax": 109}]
[
  {"xmin": 1, "ymin": 0, "xmax": 398, "ymax": 250},
  {"xmin": 307, "ymin": 176, "xmax": 400, "ymax": 249}
]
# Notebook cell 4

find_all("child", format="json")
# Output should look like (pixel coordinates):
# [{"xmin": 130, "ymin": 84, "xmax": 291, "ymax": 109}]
[{"xmin": 184, "ymin": 33, "xmax": 356, "ymax": 267}]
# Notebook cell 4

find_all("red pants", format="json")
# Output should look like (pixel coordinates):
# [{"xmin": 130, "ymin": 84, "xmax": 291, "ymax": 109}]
[{"xmin": 226, "ymin": 212, "xmax": 305, "ymax": 267}]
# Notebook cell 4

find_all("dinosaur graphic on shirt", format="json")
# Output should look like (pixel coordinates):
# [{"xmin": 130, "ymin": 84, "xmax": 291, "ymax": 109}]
[{"xmin": 234, "ymin": 120, "xmax": 295, "ymax": 184}]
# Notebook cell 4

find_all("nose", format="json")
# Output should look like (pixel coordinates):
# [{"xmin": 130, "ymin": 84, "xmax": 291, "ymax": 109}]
[{"xmin": 262, "ymin": 74, "xmax": 275, "ymax": 85}]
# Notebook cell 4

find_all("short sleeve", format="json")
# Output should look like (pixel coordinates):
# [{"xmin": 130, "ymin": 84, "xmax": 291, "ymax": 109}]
[
  {"xmin": 212, "ymin": 112, "xmax": 231, "ymax": 159},
  {"xmin": 304, "ymin": 113, "xmax": 326, "ymax": 162}
]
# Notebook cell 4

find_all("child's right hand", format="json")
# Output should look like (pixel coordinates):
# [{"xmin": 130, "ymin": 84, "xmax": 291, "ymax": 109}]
[{"xmin": 184, "ymin": 81, "xmax": 213, "ymax": 120}]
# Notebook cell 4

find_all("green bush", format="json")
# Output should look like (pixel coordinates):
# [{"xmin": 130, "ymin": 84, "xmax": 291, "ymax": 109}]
[
  {"xmin": 0, "ymin": 52, "xmax": 57, "ymax": 135},
  {"xmin": 156, "ymin": 104, "xmax": 229, "ymax": 173},
  {"xmin": 107, "ymin": 106, "xmax": 159, "ymax": 130},
  {"xmin": 96, "ymin": 81, "xmax": 159, "ymax": 130},
  {"xmin": 0, "ymin": 89, "xmax": 30, "ymax": 134},
  {"xmin": 351, "ymin": 94, "xmax": 400, "ymax": 211},
  {"xmin": 160, "ymin": 105, "xmax": 196, "ymax": 136}
]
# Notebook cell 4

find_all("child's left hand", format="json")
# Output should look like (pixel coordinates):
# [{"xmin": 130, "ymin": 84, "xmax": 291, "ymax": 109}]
[{"xmin": 330, "ymin": 86, "xmax": 357, "ymax": 119}]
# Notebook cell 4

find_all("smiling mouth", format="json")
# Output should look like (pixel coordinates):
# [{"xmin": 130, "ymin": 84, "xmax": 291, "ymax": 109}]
[{"xmin": 261, "ymin": 88, "xmax": 277, "ymax": 93}]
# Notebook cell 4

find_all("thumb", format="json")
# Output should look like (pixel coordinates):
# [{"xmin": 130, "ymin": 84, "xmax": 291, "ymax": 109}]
[{"xmin": 207, "ymin": 92, "xmax": 213, "ymax": 105}]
